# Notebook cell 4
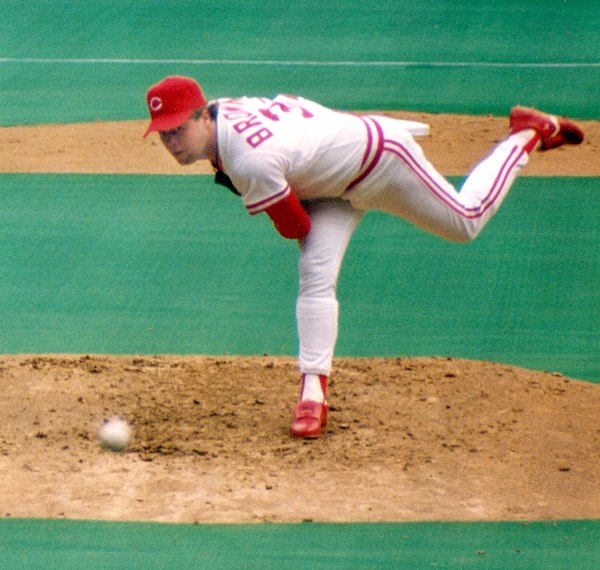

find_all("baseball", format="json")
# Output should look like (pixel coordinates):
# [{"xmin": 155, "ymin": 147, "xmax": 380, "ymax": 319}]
[{"xmin": 98, "ymin": 416, "xmax": 132, "ymax": 452}]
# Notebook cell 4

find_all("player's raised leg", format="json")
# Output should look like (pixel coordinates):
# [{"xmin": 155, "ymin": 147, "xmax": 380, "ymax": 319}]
[{"xmin": 345, "ymin": 109, "xmax": 584, "ymax": 244}]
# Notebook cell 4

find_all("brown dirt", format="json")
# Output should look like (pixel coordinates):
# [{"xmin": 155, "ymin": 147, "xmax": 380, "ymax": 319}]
[
  {"xmin": 0, "ymin": 113, "xmax": 598, "ymax": 524},
  {"xmin": 2, "ymin": 112, "xmax": 599, "ymax": 176}
]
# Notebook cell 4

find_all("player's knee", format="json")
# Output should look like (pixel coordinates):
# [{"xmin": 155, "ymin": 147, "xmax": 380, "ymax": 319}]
[
  {"xmin": 454, "ymin": 230, "xmax": 478, "ymax": 243},
  {"xmin": 298, "ymin": 276, "xmax": 337, "ymax": 298},
  {"xmin": 446, "ymin": 219, "xmax": 481, "ymax": 243},
  {"xmin": 298, "ymin": 256, "xmax": 340, "ymax": 297}
]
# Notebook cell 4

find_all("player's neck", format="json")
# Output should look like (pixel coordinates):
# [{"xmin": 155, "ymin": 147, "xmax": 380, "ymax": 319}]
[
  {"xmin": 203, "ymin": 120, "xmax": 218, "ymax": 164},
  {"xmin": 204, "ymin": 140, "xmax": 217, "ymax": 165}
]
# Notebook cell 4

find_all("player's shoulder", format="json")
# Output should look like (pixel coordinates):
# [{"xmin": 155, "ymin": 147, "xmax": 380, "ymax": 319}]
[
  {"xmin": 215, "ymin": 94, "xmax": 329, "ymax": 115},
  {"xmin": 216, "ymin": 96, "xmax": 272, "ymax": 111},
  {"xmin": 274, "ymin": 94, "xmax": 329, "ymax": 111}
]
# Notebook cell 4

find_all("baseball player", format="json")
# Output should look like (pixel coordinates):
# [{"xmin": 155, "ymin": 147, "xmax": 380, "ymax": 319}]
[{"xmin": 144, "ymin": 75, "xmax": 584, "ymax": 439}]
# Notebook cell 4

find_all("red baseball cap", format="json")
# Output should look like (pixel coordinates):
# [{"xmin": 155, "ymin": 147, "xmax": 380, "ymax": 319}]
[{"xmin": 144, "ymin": 76, "xmax": 207, "ymax": 137}]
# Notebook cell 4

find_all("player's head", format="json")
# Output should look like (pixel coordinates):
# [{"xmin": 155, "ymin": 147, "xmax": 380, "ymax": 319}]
[{"xmin": 144, "ymin": 76, "xmax": 207, "ymax": 137}]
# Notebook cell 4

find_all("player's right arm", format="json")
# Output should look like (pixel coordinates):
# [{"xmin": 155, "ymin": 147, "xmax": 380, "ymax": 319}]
[
  {"xmin": 227, "ymin": 153, "xmax": 311, "ymax": 240},
  {"xmin": 264, "ymin": 191, "xmax": 311, "ymax": 240}
]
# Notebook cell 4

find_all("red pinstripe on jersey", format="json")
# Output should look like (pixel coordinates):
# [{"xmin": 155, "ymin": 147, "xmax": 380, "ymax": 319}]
[
  {"xmin": 245, "ymin": 185, "xmax": 291, "ymax": 215},
  {"xmin": 346, "ymin": 116, "xmax": 384, "ymax": 190}
]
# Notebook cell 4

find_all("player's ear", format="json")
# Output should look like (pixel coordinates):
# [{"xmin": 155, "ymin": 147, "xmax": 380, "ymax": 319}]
[
  {"xmin": 200, "ymin": 107, "xmax": 213, "ymax": 122},
  {"xmin": 189, "ymin": 108, "xmax": 206, "ymax": 124}
]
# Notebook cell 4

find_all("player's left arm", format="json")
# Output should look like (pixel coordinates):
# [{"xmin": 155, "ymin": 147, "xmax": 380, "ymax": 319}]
[{"xmin": 265, "ymin": 192, "xmax": 311, "ymax": 240}]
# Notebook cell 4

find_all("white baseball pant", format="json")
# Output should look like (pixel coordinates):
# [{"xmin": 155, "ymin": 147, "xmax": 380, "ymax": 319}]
[{"xmin": 296, "ymin": 122, "xmax": 535, "ymax": 375}]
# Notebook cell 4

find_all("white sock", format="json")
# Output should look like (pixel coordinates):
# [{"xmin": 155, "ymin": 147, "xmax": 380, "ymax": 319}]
[{"xmin": 301, "ymin": 374, "xmax": 324, "ymax": 403}]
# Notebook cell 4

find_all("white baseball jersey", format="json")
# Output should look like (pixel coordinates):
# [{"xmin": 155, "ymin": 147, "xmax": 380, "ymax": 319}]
[{"xmin": 215, "ymin": 95, "xmax": 379, "ymax": 214}]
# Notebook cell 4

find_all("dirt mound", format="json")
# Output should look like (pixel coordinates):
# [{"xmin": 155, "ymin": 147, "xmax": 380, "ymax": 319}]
[{"xmin": 1, "ymin": 354, "xmax": 598, "ymax": 523}]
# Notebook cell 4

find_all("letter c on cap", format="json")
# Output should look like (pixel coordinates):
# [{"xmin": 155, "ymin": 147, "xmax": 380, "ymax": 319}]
[{"xmin": 150, "ymin": 97, "xmax": 163, "ymax": 112}]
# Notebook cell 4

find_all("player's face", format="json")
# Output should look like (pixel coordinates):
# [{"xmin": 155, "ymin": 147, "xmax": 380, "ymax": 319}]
[{"xmin": 159, "ymin": 112, "xmax": 214, "ymax": 165}]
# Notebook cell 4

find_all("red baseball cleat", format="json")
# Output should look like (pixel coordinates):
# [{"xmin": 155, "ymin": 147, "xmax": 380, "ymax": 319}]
[
  {"xmin": 290, "ymin": 400, "xmax": 328, "ymax": 438},
  {"xmin": 509, "ymin": 106, "xmax": 584, "ymax": 151}
]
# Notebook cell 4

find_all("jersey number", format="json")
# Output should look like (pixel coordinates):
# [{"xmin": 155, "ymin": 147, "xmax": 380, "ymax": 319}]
[{"xmin": 258, "ymin": 99, "xmax": 314, "ymax": 122}]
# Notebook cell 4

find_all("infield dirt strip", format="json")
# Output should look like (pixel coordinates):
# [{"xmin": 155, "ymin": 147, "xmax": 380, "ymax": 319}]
[
  {"xmin": 0, "ymin": 113, "xmax": 598, "ymax": 524},
  {"xmin": 1, "ymin": 112, "xmax": 599, "ymax": 176}
]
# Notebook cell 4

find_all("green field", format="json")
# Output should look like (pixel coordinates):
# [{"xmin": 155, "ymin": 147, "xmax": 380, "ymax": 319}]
[{"xmin": 1, "ymin": 1, "xmax": 598, "ymax": 568}]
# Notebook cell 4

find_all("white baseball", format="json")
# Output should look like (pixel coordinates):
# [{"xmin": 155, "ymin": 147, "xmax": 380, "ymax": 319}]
[{"xmin": 98, "ymin": 416, "xmax": 132, "ymax": 451}]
